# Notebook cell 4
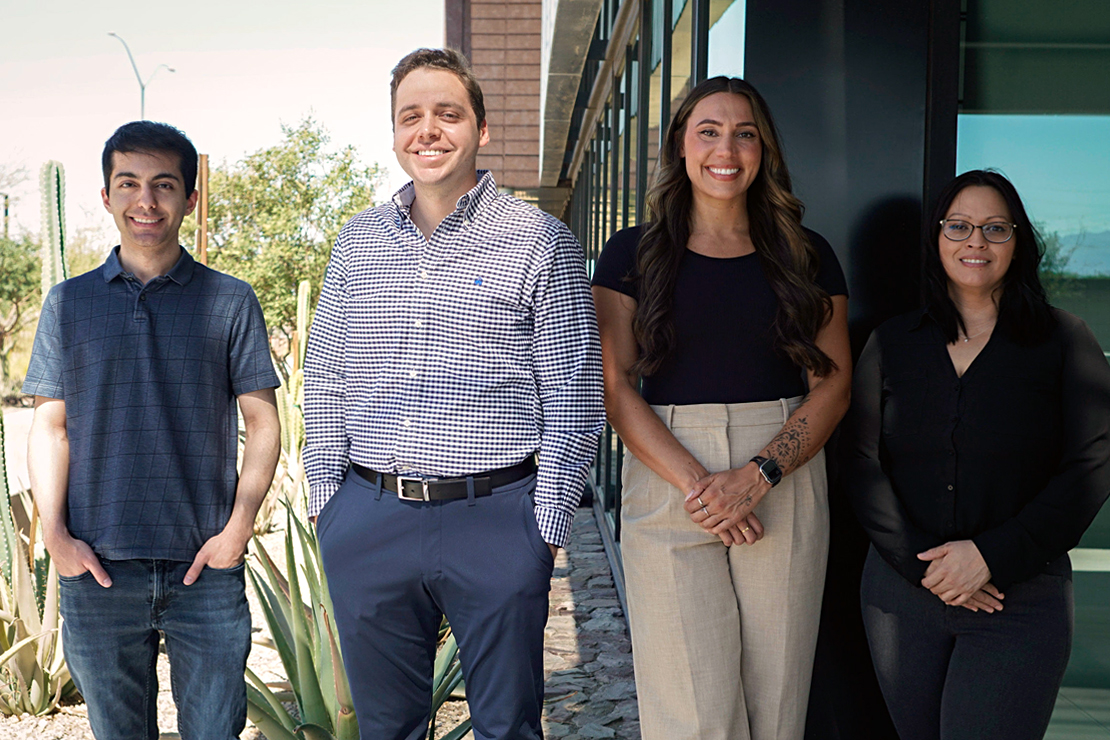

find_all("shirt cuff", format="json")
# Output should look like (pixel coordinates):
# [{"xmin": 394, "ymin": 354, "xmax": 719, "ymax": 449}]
[
  {"xmin": 534, "ymin": 504, "xmax": 574, "ymax": 548},
  {"xmin": 308, "ymin": 482, "xmax": 341, "ymax": 519}
]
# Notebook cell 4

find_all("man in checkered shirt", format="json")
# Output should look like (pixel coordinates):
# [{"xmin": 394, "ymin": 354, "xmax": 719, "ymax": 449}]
[
  {"xmin": 24, "ymin": 121, "xmax": 281, "ymax": 739},
  {"xmin": 304, "ymin": 48, "xmax": 604, "ymax": 739}
]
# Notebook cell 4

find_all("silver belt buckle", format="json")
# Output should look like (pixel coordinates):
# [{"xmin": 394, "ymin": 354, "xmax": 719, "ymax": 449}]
[{"xmin": 396, "ymin": 476, "xmax": 430, "ymax": 502}]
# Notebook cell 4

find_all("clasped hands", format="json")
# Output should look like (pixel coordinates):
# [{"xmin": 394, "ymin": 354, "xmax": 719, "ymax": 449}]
[
  {"xmin": 918, "ymin": 540, "xmax": 1004, "ymax": 613},
  {"xmin": 683, "ymin": 462, "xmax": 771, "ymax": 546}
]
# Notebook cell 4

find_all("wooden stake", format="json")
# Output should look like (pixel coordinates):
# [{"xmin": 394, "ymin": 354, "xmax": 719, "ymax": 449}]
[{"xmin": 198, "ymin": 154, "xmax": 209, "ymax": 265}]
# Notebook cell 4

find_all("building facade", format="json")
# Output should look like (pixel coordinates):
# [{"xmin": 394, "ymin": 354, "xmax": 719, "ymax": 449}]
[{"xmin": 445, "ymin": 0, "xmax": 1110, "ymax": 735}]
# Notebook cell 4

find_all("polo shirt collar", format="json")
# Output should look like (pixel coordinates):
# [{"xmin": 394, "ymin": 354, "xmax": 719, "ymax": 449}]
[
  {"xmin": 390, "ymin": 170, "xmax": 498, "ymax": 228},
  {"xmin": 101, "ymin": 246, "xmax": 196, "ymax": 286}
]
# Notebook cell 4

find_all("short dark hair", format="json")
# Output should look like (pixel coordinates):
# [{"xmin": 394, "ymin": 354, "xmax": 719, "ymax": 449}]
[
  {"xmin": 922, "ymin": 169, "xmax": 1055, "ymax": 344},
  {"xmin": 102, "ymin": 121, "xmax": 198, "ymax": 196},
  {"xmin": 390, "ymin": 48, "xmax": 485, "ymax": 129}
]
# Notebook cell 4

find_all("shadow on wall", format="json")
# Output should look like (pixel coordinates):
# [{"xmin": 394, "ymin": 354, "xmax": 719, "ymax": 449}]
[
  {"xmin": 805, "ymin": 195, "xmax": 922, "ymax": 740},
  {"xmin": 846, "ymin": 195, "xmax": 924, "ymax": 349}
]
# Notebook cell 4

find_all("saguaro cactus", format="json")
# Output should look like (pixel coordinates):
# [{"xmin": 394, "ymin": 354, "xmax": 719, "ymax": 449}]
[{"xmin": 39, "ymin": 160, "xmax": 68, "ymax": 295}]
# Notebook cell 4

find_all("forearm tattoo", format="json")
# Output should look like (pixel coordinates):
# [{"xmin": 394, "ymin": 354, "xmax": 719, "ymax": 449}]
[{"xmin": 764, "ymin": 415, "xmax": 812, "ymax": 475}]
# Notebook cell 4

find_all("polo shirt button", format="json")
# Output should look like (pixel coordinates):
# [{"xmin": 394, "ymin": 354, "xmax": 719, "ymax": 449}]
[
  {"xmin": 402, "ymin": 419, "xmax": 412, "ymax": 427},
  {"xmin": 947, "ymin": 484, "xmax": 954, "ymax": 491},
  {"xmin": 414, "ymin": 319, "xmax": 423, "ymax": 328},
  {"xmin": 140, "ymin": 294, "xmax": 147, "ymax": 301},
  {"xmin": 408, "ymin": 370, "xmax": 417, "ymax": 378},
  {"xmin": 419, "ymin": 270, "xmax": 428, "ymax": 279}
]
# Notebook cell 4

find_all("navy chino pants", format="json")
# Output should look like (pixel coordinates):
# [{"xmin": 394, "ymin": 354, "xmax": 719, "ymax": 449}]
[{"xmin": 317, "ymin": 468, "xmax": 554, "ymax": 740}]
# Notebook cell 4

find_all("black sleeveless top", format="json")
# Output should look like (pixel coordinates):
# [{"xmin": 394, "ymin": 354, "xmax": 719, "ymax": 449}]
[{"xmin": 591, "ymin": 225, "xmax": 848, "ymax": 405}]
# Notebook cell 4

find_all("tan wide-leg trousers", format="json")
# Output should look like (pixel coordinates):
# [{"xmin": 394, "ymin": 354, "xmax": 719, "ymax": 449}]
[{"xmin": 621, "ymin": 399, "xmax": 829, "ymax": 740}]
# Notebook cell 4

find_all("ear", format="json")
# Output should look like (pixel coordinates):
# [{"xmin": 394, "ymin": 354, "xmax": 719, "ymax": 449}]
[
  {"xmin": 185, "ymin": 189, "xmax": 199, "ymax": 217},
  {"xmin": 477, "ymin": 119, "xmax": 490, "ymax": 149},
  {"xmin": 101, "ymin": 187, "xmax": 111, "ymax": 212}
]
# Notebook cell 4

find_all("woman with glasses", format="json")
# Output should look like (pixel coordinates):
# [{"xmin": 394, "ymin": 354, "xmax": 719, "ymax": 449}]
[
  {"xmin": 591, "ymin": 76, "xmax": 851, "ymax": 740},
  {"xmin": 845, "ymin": 169, "xmax": 1110, "ymax": 740}
]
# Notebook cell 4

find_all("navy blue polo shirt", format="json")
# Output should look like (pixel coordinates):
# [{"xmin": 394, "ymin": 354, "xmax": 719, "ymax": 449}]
[{"xmin": 23, "ymin": 247, "xmax": 280, "ymax": 561}]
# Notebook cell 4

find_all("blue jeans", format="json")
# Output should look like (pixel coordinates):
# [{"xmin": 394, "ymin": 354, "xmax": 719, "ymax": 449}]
[{"xmin": 59, "ymin": 558, "xmax": 252, "ymax": 740}]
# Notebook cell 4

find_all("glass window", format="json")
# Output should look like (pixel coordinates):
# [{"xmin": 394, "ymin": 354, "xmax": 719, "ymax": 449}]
[
  {"xmin": 708, "ymin": 0, "xmax": 745, "ymax": 79},
  {"xmin": 671, "ymin": 0, "xmax": 694, "ymax": 116},
  {"xmin": 956, "ymin": 0, "xmax": 1110, "ymax": 715}
]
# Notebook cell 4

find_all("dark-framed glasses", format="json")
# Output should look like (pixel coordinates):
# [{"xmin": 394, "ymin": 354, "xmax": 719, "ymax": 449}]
[{"xmin": 939, "ymin": 219, "xmax": 1016, "ymax": 243}]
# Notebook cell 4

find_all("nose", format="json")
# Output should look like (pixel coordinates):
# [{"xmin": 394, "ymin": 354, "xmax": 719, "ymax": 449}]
[
  {"xmin": 137, "ymin": 184, "xmax": 157, "ymax": 209},
  {"xmin": 418, "ymin": 114, "xmax": 440, "ymax": 139},
  {"xmin": 966, "ymin": 225, "xmax": 988, "ymax": 248}
]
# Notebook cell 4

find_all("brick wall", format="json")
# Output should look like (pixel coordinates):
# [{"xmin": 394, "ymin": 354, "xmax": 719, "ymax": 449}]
[{"xmin": 468, "ymin": 0, "xmax": 543, "ymax": 189}]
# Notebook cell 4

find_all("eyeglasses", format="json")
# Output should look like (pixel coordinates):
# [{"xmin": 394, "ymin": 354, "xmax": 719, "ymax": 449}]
[{"xmin": 939, "ymin": 219, "xmax": 1016, "ymax": 244}]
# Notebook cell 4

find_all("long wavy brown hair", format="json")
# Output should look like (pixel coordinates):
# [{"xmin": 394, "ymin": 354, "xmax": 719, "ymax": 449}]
[{"xmin": 632, "ymin": 77, "xmax": 835, "ymax": 377}]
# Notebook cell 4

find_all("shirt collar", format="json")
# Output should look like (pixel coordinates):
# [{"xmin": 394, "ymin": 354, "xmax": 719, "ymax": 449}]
[
  {"xmin": 390, "ymin": 170, "xmax": 498, "ymax": 229},
  {"xmin": 101, "ymin": 246, "xmax": 196, "ymax": 286},
  {"xmin": 910, "ymin": 305, "xmax": 937, "ymax": 331}
]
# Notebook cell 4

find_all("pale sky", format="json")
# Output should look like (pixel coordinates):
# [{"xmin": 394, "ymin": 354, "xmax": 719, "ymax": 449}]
[{"xmin": 0, "ymin": 0, "xmax": 447, "ymax": 239}]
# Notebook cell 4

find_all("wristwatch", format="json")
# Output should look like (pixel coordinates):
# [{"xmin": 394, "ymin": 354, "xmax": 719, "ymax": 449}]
[{"xmin": 750, "ymin": 456, "xmax": 783, "ymax": 487}]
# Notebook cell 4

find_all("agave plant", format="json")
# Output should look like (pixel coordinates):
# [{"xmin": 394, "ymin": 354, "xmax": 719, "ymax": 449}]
[
  {"xmin": 255, "ymin": 279, "xmax": 312, "ymax": 533},
  {"xmin": 246, "ymin": 502, "xmax": 471, "ymax": 740}
]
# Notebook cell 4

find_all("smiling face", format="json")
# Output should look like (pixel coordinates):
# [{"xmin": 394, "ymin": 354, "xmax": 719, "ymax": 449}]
[
  {"xmin": 392, "ymin": 67, "xmax": 489, "ymax": 199},
  {"xmin": 679, "ymin": 92, "xmax": 762, "ymax": 209},
  {"xmin": 101, "ymin": 150, "xmax": 197, "ymax": 254},
  {"xmin": 940, "ymin": 185, "xmax": 1016, "ymax": 300}
]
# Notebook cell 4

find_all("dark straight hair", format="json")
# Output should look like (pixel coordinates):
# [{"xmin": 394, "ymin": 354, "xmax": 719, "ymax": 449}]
[
  {"xmin": 102, "ymin": 121, "xmax": 199, "ymax": 197},
  {"xmin": 923, "ymin": 169, "xmax": 1055, "ymax": 345}
]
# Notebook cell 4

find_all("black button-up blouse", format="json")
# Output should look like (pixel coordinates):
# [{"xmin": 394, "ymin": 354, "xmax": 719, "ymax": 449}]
[{"xmin": 844, "ymin": 307, "xmax": 1110, "ymax": 590}]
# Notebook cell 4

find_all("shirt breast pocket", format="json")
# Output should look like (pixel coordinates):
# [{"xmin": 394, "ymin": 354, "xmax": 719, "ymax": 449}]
[{"xmin": 882, "ymin": 371, "xmax": 928, "ymax": 438}]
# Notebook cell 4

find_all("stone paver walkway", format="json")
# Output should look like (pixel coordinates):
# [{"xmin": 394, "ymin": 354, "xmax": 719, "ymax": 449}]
[{"xmin": 542, "ymin": 508, "xmax": 640, "ymax": 740}]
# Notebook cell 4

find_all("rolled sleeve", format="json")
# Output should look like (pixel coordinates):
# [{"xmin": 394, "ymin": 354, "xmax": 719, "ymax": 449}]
[{"xmin": 529, "ymin": 224, "xmax": 606, "ymax": 547}]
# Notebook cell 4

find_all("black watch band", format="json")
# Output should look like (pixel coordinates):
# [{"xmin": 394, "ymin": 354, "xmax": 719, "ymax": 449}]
[{"xmin": 750, "ymin": 456, "xmax": 783, "ymax": 487}]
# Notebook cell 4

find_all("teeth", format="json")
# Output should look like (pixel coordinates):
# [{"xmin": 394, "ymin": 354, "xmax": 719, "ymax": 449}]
[
  {"xmin": 708, "ymin": 167, "xmax": 739, "ymax": 175},
  {"xmin": 418, "ymin": 150, "xmax": 444, "ymax": 156},
  {"xmin": 961, "ymin": 258, "xmax": 987, "ymax": 264},
  {"xmin": 132, "ymin": 217, "xmax": 159, "ymax": 224}
]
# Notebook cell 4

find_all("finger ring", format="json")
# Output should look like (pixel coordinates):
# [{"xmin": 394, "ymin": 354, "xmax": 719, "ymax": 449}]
[
  {"xmin": 697, "ymin": 496, "xmax": 705, "ymax": 508},
  {"xmin": 700, "ymin": 506, "xmax": 709, "ymax": 517},
  {"xmin": 741, "ymin": 527, "xmax": 751, "ymax": 533}
]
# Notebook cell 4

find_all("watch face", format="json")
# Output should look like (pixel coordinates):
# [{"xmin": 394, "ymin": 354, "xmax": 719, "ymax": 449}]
[{"xmin": 759, "ymin": 458, "xmax": 783, "ymax": 485}]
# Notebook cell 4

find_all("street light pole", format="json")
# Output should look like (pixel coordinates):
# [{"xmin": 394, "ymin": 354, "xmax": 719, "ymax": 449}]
[{"xmin": 107, "ymin": 33, "xmax": 175, "ymax": 119}]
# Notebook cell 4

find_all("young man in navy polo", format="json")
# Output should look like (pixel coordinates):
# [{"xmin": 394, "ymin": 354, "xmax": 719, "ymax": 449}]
[{"xmin": 24, "ymin": 121, "xmax": 281, "ymax": 739}]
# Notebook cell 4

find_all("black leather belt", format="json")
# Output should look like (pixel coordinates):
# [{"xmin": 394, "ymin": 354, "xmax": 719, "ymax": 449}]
[{"xmin": 350, "ymin": 458, "xmax": 537, "ymax": 501}]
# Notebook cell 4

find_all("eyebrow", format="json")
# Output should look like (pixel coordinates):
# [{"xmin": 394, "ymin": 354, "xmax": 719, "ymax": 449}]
[
  {"xmin": 113, "ymin": 171, "xmax": 182, "ymax": 182},
  {"xmin": 946, "ymin": 212, "xmax": 1011, "ymax": 220},
  {"xmin": 694, "ymin": 118, "xmax": 757, "ymax": 127},
  {"xmin": 398, "ymin": 102, "xmax": 468, "ymax": 115}
]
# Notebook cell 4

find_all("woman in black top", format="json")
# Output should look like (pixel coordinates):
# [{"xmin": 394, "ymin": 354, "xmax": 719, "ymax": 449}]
[
  {"xmin": 592, "ymin": 77, "xmax": 851, "ymax": 740},
  {"xmin": 846, "ymin": 170, "xmax": 1110, "ymax": 740}
]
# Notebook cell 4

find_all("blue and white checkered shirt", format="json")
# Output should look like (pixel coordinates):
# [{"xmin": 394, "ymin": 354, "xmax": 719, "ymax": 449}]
[{"xmin": 303, "ymin": 172, "xmax": 604, "ymax": 546}]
